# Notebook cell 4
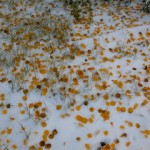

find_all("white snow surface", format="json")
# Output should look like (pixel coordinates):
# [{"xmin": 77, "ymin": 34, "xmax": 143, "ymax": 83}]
[{"xmin": 0, "ymin": 0, "xmax": 150, "ymax": 150}]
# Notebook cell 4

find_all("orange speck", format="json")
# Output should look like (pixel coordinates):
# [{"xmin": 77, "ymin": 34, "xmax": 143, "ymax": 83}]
[
  {"xmin": 1, "ymin": 130, "xmax": 6, "ymax": 135},
  {"xmin": 133, "ymin": 103, "xmax": 139, "ymax": 110},
  {"xmin": 80, "ymin": 43, "xmax": 87, "ymax": 49},
  {"xmin": 120, "ymin": 125, "xmax": 125, "ymax": 130},
  {"xmin": 88, "ymin": 118, "xmax": 94, "ymax": 123},
  {"xmin": 68, "ymin": 88, "xmax": 79, "ymax": 95},
  {"xmin": 18, "ymin": 103, "xmax": 23, "ymax": 108},
  {"xmin": 103, "ymin": 94, "xmax": 109, "ymax": 100},
  {"xmin": 37, "ymin": 102, "xmax": 42, "ymax": 107},
  {"xmin": 76, "ymin": 70, "xmax": 85, "ymax": 79},
  {"xmin": 75, "ymin": 115, "xmax": 88, "ymax": 124},
  {"xmin": 83, "ymin": 95, "xmax": 89, "ymax": 99},
  {"xmin": 111, "ymin": 143, "xmax": 116, "ymax": 149},
  {"xmin": 85, "ymin": 143, "xmax": 91, "ymax": 150},
  {"xmin": 141, "ymin": 99, "xmax": 148, "ymax": 106},
  {"xmin": 125, "ymin": 120, "xmax": 133, "ymax": 127},
  {"xmin": 42, "ymin": 88, "xmax": 48, "ymax": 96},
  {"xmin": 126, "ymin": 141, "xmax": 131, "ymax": 147},
  {"xmin": 39, "ymin": 69, "xmax": 47, "ymax": 74},
  {"xmin": 120, "ymin": 107, "xmax": 126, "ymax": 112},
  {"xmin": 89, "ymin": 107, "xmax": 95, "ymax": 112},
  {"xmin": 87, "ymin": 133, "xmax": 92, "ymax": 138},
  {"xmin": 114, "ymin": 48, "xmax": 119, "ymax": 52},
  {"xmin": 104, "ymin": 130, "xmax": 109, "ymax": 136},
  {"xmin": 135, "ymin": 123, "xmax": 140, "ymax": 128},
  {"xmin": 43, "ymin": 130, "xmax": 50, "ymax": 136},
  {"xmin": 116, "ymin": 107, "xmax": 121, "ymax": 112},
  {"xmin": 10, "ymin": 117, "xmax": 15, "ymax": 120},
  {"xmin": 110, "ymin": 101, "xmax": 116, "ymax": 106},
  {"xmin": 118, "ymin": 81, "xmax": 123, "ymax": 88},
  {"xmin": 7, "ymin": 128, "xmax": 12, "ymax": 134},
  {"xmin": 2, "ymin": 109, "xmax": 7, "ymax": 114},
  {"xmin": 128, "ymin": 107, "xmax": 133, "ymax": 113},
  {"xmin": 22, "ymin": 95, "xmax": 27, "ymax": 101},
  {"xmin": 20, "ymin": 110, "xmax": 25, "ymax": 114},
  {"xmin": 146, "ymin": 31, "xmax": 150, "ymax": 37},
  {"xmin": 29, "ymin": 103, "xmax": 34, "ymax": 108},
  {"xmin": 76, "ymin": 105, "xmax": 81, "ymax": 111},
  {"xmin": 12, "ymin": 145, "xmax": 17, "ymax": 149},
  {"xmin": 105, "ymin": 102, "xmax": 110, "ymax": 106},
  {"xmin": 41, "ymin": 122, "xmax": 47, "ymax": 127},
  {"xmin": 56, "ymin": 105, "xmax": 62, "ymax": 110},
  {"xmin": 117, "ymin": 65, "xmax": 120, "ymax": 68}
]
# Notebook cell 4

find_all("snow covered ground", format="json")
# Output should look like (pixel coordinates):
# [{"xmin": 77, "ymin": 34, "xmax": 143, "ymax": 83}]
[{"xmin": 0, "ymin": 0, "xmax": 150, "ymax": 150}]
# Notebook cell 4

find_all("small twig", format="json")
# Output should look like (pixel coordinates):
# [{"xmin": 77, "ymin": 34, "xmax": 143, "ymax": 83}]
[{"xmin": 18, "ymin": 122, "xmax": 30, "ymax": 139}]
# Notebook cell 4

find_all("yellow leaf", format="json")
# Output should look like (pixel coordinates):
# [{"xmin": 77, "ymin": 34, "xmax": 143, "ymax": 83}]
[
  {"xmin": 118, "ymin": 81, "xmax": 123, "ymax": 88},
  {"xmin": 39, "ymin": 69, "xmax": 47, "ymax": 74},
  {"xmin": 56, "ymin": 105, "xmax": 62, "ymax": 110},
  {"xmin": 75, "ymin": 115, "xmax": 88, "ymax": 124},
  {"xmin": 76, "ymin": 105, "xmax": 81, "ymax": 111},
  {"xmin": 41, "ymin": 122, "xmax": 47, "ymax": 127},
  {"xmin": 103, "ymin": 94, "xmax": 109, "ymax": 100},
  {"xmin": 42, "ymin": 88, "xmax": 48, "ymax": 96},
  {"xmin": 109, "ymin": 25, "xmax": 115, "ymax": 30},
  {"xmin": 87, "ymin": 133, "xmax": 92, "ymax": 138},
  {"xmin": 68, "ymin": 88, "xmax": 79, "ymax": 94},
  {"xmin": 85, "ymin": 143, "xmax": 91, "ymax": 150},
  {"xmin": 80, "ymin": 43, "xmax": 87, "ymax": 49}
]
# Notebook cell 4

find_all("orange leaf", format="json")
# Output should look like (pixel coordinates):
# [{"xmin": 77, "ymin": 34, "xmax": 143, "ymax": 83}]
[
  {"xmin": 76, "ymin": 105, "xmax": 81, "ymax": 111},
  {"xmin": 109, "ymin": 25, "xmax": 115, "ymax": 30},
  {"xmin": 18, "ymin": 103, "xmax": 23, "ymax": 108},
  {"xmin": 56, "ymin": 105, "xmax": 62, "ymax": 110},
  {"xmin": 39, "ymin": 69, "xmax": 47, "ymax": 74},
  {"xmin": 68, "ymin": 88, "xmax": 79, "ymax": 94},
  {"xmin": 80, "ymin": 43, "xmax": 87, "ymax": 49},
  {"xmin": 41, "ymin": 122, "xmax": 47, "ymax": 127},
  {"xmin": 92, "ymin": 72, "xmax": 100, "ymax": 82},
  {"xmin": 85, "ymin": 143, "xmax": 91, "ymax": 150},
  {"xmin": 22, "ymin": 95, "xmax": 27, "ymax": 101},
  {"xmin": 87, "ymin": 133, "xmax": 92, "ymax": 138},
  {"xmin": 103, "ymin": 94, "xmax": 109, "ymax": 100},
  {"xmin": 146, "ymin": 31, "xmax": 150, "ymax": 37},
  {"xmin": 95, "ymin": 84, "xmax": 103, "ymax": 90},
  {"xmin": 42, "ymin": 88, "xmax": 48, "ymax": 96},
  {"xmin": 87, "ymin": 67, "xmax": 95, "ymax": 71},
  {"xmin": 88, "ymin": 118, "xmax": 94, "ymax": 123},
  {"xmin": 118, "ymin": 81, "xmax": 123, "ymax": 88},
  {"xmin": 73, "ymin": 78, "xmax": 79, "ymax": 86},
  {"xmin": 2, "ymin": 109, "xmax": 7, "ymax": 114},
  {"xmin": 7, "ymin": 128, "xmax": 12, "ymax": 134},
  {"xmin": 60, "ymin": 76, "xmax": 68, "ymax": 82},
  {"xmin": 75, "ymin": 115, "xmax": 88, "ymax": 124},
  {"xmin": 76, "ymin": 70, "xmax": 84, "ymax": 79}
]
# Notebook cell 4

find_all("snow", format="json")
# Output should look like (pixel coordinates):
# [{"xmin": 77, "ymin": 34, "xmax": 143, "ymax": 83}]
[{"xmin": 0, "ymin": 0, "xmax": 150, "ymax": 150}]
